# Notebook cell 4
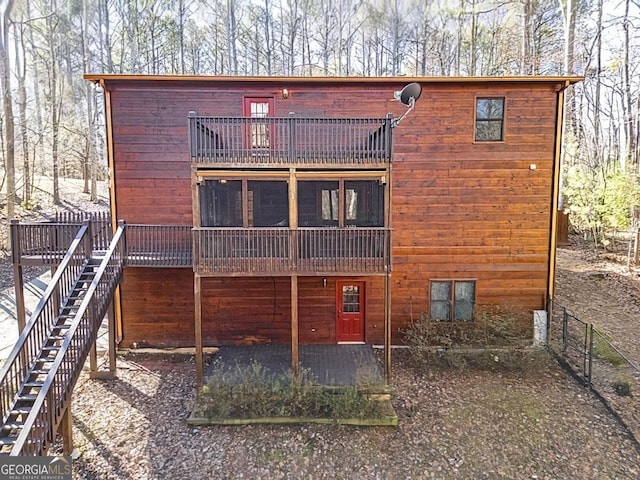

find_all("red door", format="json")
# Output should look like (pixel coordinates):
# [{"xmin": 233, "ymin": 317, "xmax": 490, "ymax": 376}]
[{"xmin": 336, "ymin": 281, "xmax": 365, "ymax": 343}]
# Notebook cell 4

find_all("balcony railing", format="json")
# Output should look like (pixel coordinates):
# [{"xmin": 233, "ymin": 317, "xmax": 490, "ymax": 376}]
[
  {"xmin": 188, "ymin": 113, "xmax": 393, "ymax": 166},
  {"xmin": 193, "ymin": 227, "xmax": 389, "ymax": 275},
  {"xmin": 10, "ymin": 220, "xmax": 389, "ymax": 275}
]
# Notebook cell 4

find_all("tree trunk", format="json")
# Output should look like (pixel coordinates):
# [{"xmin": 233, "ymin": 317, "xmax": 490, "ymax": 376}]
[
  {"xmin": 15, "ymin": 13, "xmax": 30, "ymax": 204},
  {"xmin": 0, "ymin": 0, "xmax": 16, "ymax": 222},
  {"xmin": 622, "ymin": 0, "xmax": 636, "ymax": 168}
]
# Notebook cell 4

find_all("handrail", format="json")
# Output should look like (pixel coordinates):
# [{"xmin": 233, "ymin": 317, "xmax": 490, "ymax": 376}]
[
  {"xmin": 193, "ymin": 227, "xmax": 389, "ymax": 274},
  {"xmin": 0, "ymin": 223, "xmax": 90, "ymax": 428},
  {"xmin": 9, "ymin": 222, "xmax": 125, "ymax": 455},
  {"xmin": 10, "ymin": 222, "xmax": 88, "ymax": 265},
  {"xmin": 188, "ymin": 113, "xmax": 393, "ymax": 165}
]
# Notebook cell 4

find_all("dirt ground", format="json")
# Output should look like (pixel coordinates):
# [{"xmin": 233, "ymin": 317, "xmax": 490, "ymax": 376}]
[{"xmin": 554, "ymin": 236, "xmax": 640, "ymax": 366}]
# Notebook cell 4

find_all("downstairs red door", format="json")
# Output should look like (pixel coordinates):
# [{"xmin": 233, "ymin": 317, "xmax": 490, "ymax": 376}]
[{"xmin": 336, "ymin": 282, "xmax": 365, "ymax": 343}]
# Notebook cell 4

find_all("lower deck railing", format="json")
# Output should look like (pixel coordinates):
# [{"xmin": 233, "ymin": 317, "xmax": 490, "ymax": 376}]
[
  {"xmin": 11, "ymin": 221, "xmax": 390, "ymax": 275},
  {"xmin": 193, "ymin": 227, "xmax": 389, "ymax": 275}
]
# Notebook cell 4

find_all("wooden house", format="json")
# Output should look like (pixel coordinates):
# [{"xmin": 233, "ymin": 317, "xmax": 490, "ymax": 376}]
[{"xmin": 82, "ymin": 74, "xmax": 581, "ymax": 382}]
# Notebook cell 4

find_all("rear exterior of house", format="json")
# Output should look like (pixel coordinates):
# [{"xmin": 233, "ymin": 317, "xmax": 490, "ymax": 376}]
[{"xmin": 85, "ymin": 74, "xmax": 578, "ymax": 379}]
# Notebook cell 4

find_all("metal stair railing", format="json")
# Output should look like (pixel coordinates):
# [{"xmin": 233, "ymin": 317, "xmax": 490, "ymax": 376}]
[
  {"xmin": 2, "ymin": 222, "xmax": 125, "ymax": 455},
  {"xmin": 0, "ymin": 223, "xmax": 91, "ymax": 430}
]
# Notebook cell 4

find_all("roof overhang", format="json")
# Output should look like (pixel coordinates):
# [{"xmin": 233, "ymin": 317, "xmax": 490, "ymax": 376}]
[{"xmin": 84, "ymin": 73, "xmax": 583, "ymax": 90}]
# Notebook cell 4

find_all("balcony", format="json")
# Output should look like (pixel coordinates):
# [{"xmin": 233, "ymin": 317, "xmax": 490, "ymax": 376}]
[
  {"xmin": 11, "ymin": 221, "xmax": 389, "ymax": 275},
  {"xmin": 188, "ymin": 113, "xmax": 393, "ymax": 168},
  {"xmin": 193, "ymin": 227, "xmax": 389, "ymax": 276}
]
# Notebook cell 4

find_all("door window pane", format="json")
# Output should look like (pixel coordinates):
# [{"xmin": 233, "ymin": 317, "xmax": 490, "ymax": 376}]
[{"xmin": 342, "ymin": 285, "xmax": 360, "ymax": 313}]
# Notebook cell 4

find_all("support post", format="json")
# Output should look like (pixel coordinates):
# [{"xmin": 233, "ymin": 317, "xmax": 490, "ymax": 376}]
[
  {"xmin": 384, "ymin": 271, "xmax": 392, "ymax": 383},
  {"xmin": 107, "ymin": 300, "xmax": 117, "ymax": 374},
  {"xmin": 291, "ymin": 274, "xmax": 299, "ymax": 378},
  {"xmin": 634, "ymin": 228, "xmax": 639, "ymax": 265},
  {"xmin": 60, "ymin": 405, "xmax": 73, "ymax": 456},
  {"xmin": 195, "ymin": 274, "xmax": 203, "ymax": 386},
  {"xmin": 89, "ymin": 342, "xmax": 98, "ymax": 374},
  {"xmin": 10, "ymin": 221, "xmax": 27, "ymax": 332}
]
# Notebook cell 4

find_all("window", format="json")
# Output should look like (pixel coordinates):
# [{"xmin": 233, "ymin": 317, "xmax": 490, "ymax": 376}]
[
  {"xmin": 430, "ymin": 280, "xmax": 476, "ymax": 321},
  {"xmin": 298, "ymin": 180, "xmax": 385, "ymax": 227},
  {"xmin": 244, "ymin": 97, "xmax": 274, "ymax": 149},
  {"xmin": 475, "ymin": 97, "xmax": 505, "ymax": 142},
  {"xmin": 199, "ymin": 179, "xmax": 288, "ymax": 227}
]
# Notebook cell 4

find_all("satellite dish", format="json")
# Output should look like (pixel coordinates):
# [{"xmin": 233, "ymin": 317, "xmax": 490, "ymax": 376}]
[
  {"xmin": 392, "ymin": 82, "xmax": 422, "ymax": 128},
  {"xmin": 399, "ymin": 82, "xmax": 421, "ymax": 106}
]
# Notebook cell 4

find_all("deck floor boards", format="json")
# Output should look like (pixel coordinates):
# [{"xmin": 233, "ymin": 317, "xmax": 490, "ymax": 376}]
[{"xmin": 206, "ymin": 345, "xmax": 384, "ymax": 387}]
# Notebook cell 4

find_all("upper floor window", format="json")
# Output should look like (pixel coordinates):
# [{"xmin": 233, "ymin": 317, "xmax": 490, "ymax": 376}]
[{"xmin": 475, "ymin": 97, "xmax": 504, "ymax": 142}]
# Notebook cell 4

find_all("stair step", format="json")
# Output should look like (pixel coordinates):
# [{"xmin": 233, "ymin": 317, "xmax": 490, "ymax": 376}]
[
  {"xmin": 29, "ymin": 369, "xmax": 50, "ymax": 375},
  {"xmin": 41, "ymin": 346, "xmax": 60, "ymax": 352},
  {"xmin": 1, "ymin": 421, "xmax": 24, "ymax": 431},
  {"xmin": 17, "ymin": 394, "xmax": 38, "ymax": 402},
  {"xmin": 51, "ymin": 324, "xmax": 71, "ymax": 331},
  {"xmin": 10, "ymin": 407, "xmax": 31, "ymax": 415},
  {"xmin": 24, "ymin": 381, "xmax": 44, "ymax": 388},
  {"xmin": 48, "ymin": 335, "xmax": 67, "ymax": 341},
  {"xmin": 0, "ymin": 437, "xmax": 17, "ymax": 446}
]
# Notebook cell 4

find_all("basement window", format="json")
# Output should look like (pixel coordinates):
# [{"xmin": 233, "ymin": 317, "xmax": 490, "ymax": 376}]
[
  {"xmin": 475, "ymin": 97, "xmax": 505, "ymax": 142},
  {"xmin": 430, "ymin": 280, "xmax": 476, "ymax": 321}
]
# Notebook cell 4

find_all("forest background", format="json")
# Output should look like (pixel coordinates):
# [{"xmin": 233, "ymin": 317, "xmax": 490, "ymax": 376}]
[{"xmin": 0, "ymin": 0, "xmax": 639, "ymax": 249}]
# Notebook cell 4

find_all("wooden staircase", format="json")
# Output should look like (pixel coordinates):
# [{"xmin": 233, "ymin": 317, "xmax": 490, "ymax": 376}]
[{"xmin": 0, "ymin": 222, "xmax": 125, "ymax": 456}]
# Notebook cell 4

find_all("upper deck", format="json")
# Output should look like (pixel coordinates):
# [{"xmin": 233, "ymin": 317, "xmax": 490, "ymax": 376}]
[{"xmin": 188, "ymin": 112, "xmax": 393, "ymax": 168}]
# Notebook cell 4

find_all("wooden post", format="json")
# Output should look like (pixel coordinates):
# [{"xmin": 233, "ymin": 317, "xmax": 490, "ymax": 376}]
[
  {"xmin": 195, "ymin": 274, "xmax": 204, "ymax": 386},
  {"xmin": 107, "ymin": 300, "xmax": 117, "ymax": 374},
  {"xmin": 10, "ymin": 221, "xmax": 27, "ymax": 332},
  {"xmin": 291, "ymin": 274, "xmax": 299, "ymax": 378},
  {"xmin": 634, "ymin": 228, "xmax": 640, "ymax": 265},
  {"xmin": 60, "ymin": 405, "xmax": 73, "ymax": 455},
  {"xmin": 384, "ymin": 271, "xmax": 391, "ymax": 383},
  {"xmin": 89, "ymin": 342, "xmax": 98, "ymax": 375}
]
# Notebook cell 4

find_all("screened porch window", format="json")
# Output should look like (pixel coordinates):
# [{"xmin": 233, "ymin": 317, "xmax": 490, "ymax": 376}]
[
  {"xmin": 298, "ymin": 180, "xmax": 384, "ymax": 227},
  {"xmin": 199, "ymin": 179, "xmax": 288, "ymax": 227},
  {"xmin": 199, "ymin": 180, "xmax": 242, "ymax": 227}
]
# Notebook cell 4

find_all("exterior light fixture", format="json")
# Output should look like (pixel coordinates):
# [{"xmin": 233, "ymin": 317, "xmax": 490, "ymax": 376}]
[
  {"xmin": 282, "ymin": 88, "xmax": 289, "ymax": 99},
  {"xmin": 322, "ymin": 278, "xmax": 327, "ymax": 288}
]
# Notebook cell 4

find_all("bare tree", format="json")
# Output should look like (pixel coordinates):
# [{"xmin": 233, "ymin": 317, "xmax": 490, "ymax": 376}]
[{"xmin": 1, "ymin": 0, "xmax": 16, "ymax": 221}]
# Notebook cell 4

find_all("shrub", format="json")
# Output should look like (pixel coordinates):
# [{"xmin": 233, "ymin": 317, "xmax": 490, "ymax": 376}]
[
  {"xmin": 194, "ymin": 361, "xmax": 387, "ymax": 420},
  {"xmin": 402, "ymin": 305, "xmax": 533, "ymax": 368}
]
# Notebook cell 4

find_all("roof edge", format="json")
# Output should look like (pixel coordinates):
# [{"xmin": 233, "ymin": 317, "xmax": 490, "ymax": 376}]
[{"xmin": 84, "ymin": 73, "xmax": 583, "ymax": 86}]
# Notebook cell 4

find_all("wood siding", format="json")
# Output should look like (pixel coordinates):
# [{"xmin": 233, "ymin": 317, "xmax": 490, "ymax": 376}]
[{"xmin": 107, "ymin": 78, "xmax": 563, "ymax": 346}]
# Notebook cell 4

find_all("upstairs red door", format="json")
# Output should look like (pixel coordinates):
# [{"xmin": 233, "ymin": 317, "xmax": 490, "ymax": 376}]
[{"xmin": 336, "ymin": 282, "xmax": 365, "ymax": 343}]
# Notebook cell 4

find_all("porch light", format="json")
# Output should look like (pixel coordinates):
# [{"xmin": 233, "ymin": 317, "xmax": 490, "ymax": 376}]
[
  {"xmin": 322, "ymin": 278, "xmax": 327, "ymax": 288},
  {"xmin": 282, "ymin": 88, "xmax": 289, "ymax": 99}
]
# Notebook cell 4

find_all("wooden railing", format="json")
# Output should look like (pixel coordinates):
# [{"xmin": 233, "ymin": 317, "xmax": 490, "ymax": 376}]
[
  {"xmin": 11, "ymin": 213, "xmax": 112, "ymax": 266},
  {"xmin": 125, "ymin": 224, "xmax": 192, "ymax": 267},
  {"xmin": 189, "ymin": 113, "xmax": 393, "ymax": 166},
  {"xmin": 0, "ymin": 223, "xmax": 91, "ymax": 436},
  {"xmin": 10, "ymin": 223, "xmax": 125, "ymax": 455},
  {"xmin": 193, "ymin": 227, "xmax": 389, "ymax": 275}
]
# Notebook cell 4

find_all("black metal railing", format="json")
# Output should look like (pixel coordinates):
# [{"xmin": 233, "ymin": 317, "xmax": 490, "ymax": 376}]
[{"xmin": 188, "ymin": 113, "xmax": 393, "ymax": 165}]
